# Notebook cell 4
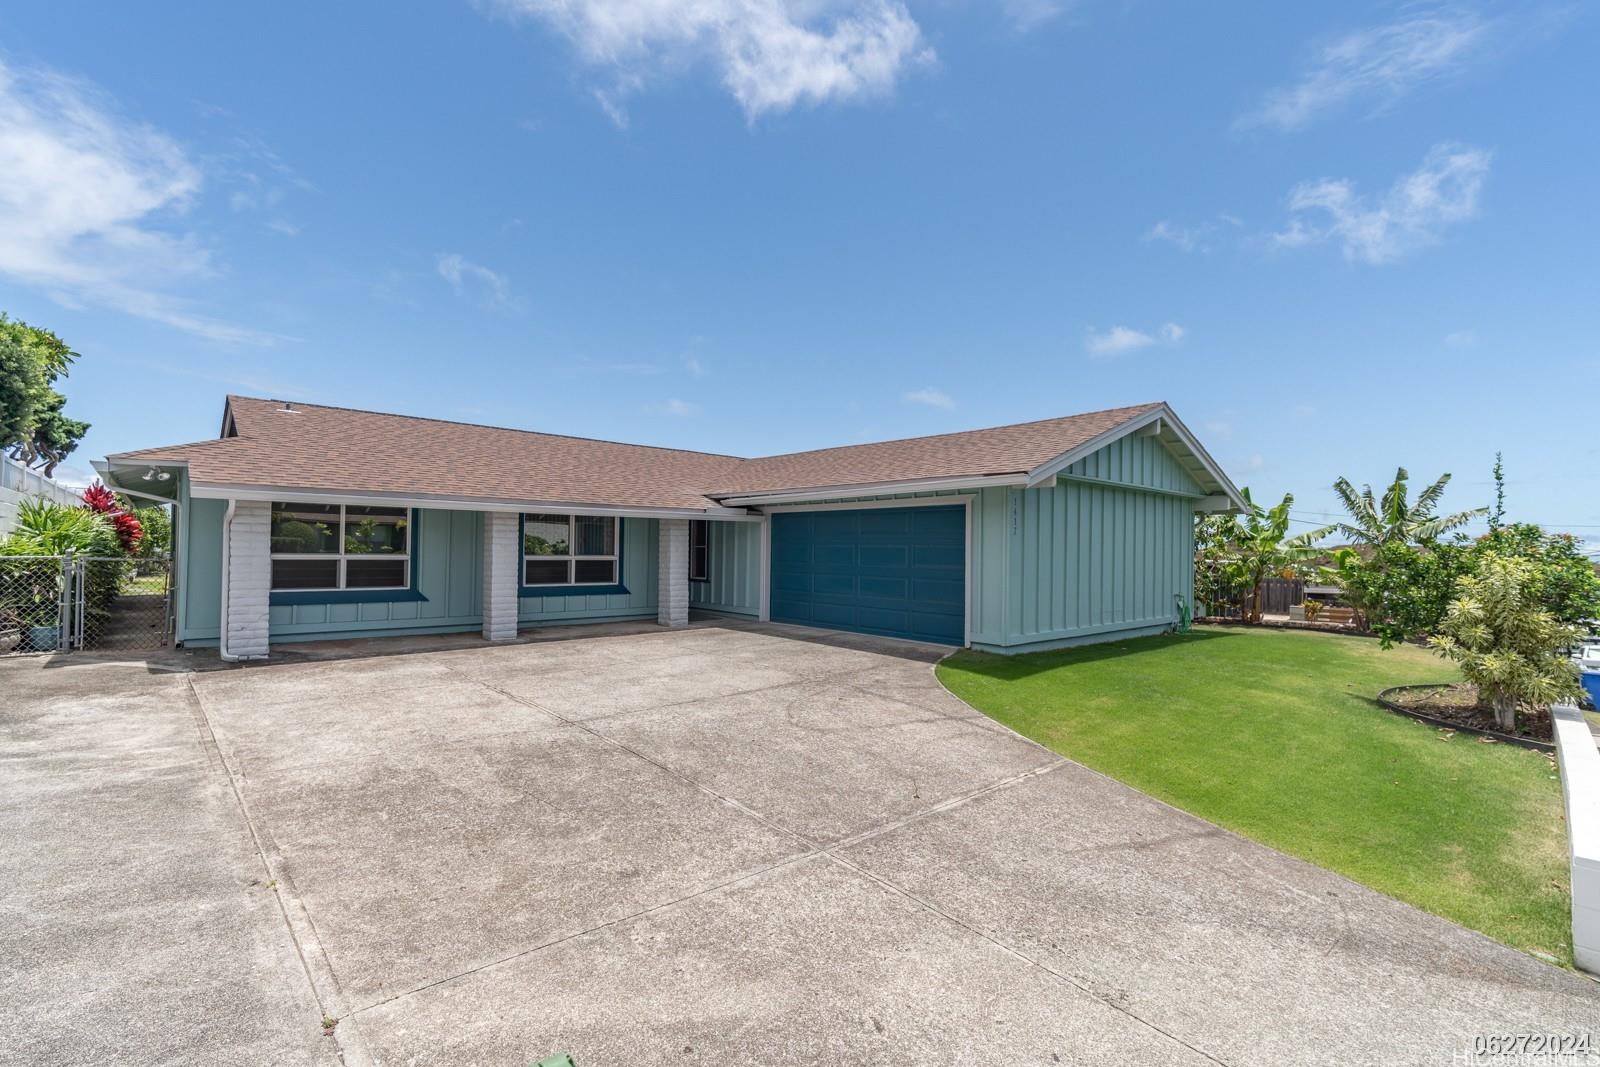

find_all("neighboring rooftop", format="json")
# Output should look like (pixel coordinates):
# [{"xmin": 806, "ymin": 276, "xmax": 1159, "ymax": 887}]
[{"xmin": 106, "ymin": 395, "xmax": 1191, "ymax": 511}]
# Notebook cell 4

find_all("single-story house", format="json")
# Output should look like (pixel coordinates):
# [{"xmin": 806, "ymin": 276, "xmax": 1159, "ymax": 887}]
[{"xmin": 94, "ymin": 396, "xmax": 1243, "ymax": 660}]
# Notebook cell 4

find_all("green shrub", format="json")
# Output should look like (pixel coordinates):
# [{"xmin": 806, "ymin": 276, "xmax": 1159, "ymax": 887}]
[{"xmin": 1429, "ymin": 554, "xmax": 1582, "ymax": 731}]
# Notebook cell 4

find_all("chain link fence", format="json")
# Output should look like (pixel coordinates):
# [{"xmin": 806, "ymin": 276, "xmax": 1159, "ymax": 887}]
[{"xmin": 1, "ymin": 554, "xmax": 171, "ymax": 655}]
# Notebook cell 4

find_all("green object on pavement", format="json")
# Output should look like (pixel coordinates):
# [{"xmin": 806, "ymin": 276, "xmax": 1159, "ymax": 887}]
[{"xmin": 535, "ymin": 1056, "xmax": 575, "ymax": 1067}]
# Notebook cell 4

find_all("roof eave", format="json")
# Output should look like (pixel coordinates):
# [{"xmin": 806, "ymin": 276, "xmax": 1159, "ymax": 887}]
[
  {"xmin": 185, "ymin": 480, "xmax": 759, "ymax": 520},
  {"xmin": 711, "ymin": 472, "xmax": 1030, "ymax": 508}
]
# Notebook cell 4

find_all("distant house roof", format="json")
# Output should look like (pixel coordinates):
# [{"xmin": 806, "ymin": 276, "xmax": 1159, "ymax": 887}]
[{"xmin": 104, "ymin": 395, "xmax": 1240, "ymax": 513}]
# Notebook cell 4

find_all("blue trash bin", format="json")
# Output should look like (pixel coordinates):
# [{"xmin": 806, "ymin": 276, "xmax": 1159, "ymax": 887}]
[{"xmin": 1582, "ymin": 646, "xmax": 1600, "ymax": 707}]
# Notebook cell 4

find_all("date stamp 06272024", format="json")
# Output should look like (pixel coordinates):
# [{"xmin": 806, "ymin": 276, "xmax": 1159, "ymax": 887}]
[{"xmin": 1456, "ymin": 1034, "xmax": 1598, "ymax": 1065}]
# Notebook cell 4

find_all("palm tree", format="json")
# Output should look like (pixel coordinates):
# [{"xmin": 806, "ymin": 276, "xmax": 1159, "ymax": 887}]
[{"xmin": 1330, "ymin": 468, "xmax": 1486, "ymax": 548}]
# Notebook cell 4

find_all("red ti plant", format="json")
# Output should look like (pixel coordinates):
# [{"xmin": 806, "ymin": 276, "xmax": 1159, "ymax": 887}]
[{"xmin": 81, "ymin": 482, "xmax": 144, "ymax": 554}]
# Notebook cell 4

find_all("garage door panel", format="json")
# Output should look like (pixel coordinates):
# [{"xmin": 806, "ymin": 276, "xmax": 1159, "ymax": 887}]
[
  {"xmin": 814, "ymin": 574, "xmax": 857, "ymax": 597},
  {"xmin": 911, "ymin": 578, "xmax": 964, "ymax": 606},
  {"xmin": 858, "ymin": 545, "xmax": 909, "ymax": 568},
  {"xmin": 912, "ymin": 543, "xmax": 963, "ymax": 568},
  {"xmin": 858, "ymin": 576, "xmax": 908, "ymax": 599},
  {"xmin": 769, "ymin": 506, "xmax": 965, "ymax": 646}
]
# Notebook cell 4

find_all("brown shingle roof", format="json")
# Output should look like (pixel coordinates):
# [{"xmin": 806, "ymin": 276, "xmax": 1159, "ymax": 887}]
[
  {"xmin": 108, "ymin": 396, "xmax": 1165, "ymax": 511},
  {"xmin": 712, "ymin": 402, "xmax": 1163, "ymax": 497}
]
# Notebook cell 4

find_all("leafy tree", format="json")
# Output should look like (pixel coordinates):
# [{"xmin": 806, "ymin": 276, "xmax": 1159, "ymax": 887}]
[
  {"xmin": 0, "ymin": 315, "xmax": 88, "ymax": 476},
  {"xmin": 1475, "ymin": 523, "xmax": 1600, "ymax": 626},
  {"xmin": 1330, "ymin": 468, "xmax": 1486, "ymax": 548},
  {"xmin": 1326, "ymin": 539, "xmax": 1474, "ymax": 647},
  {"xmin": 132, "ymin": 505, "xmax": 173, "ymax": 560},
  {"xmin": 1193, "ymin": 512, "xmax": 1240, "ymax": 616},
  {"xmin": 1429, "ymin": 554, "xmax": 1583, "ymax": 731}
]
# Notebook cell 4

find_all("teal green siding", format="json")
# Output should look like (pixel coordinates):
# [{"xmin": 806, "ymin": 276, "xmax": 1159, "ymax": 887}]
[
  {"xmin": 519, "ymin": 518, "xmax": 658, "ymax": 623},
  {"xmin": 768, "ymin": 435, "xmax": 1205, "ymax": 654},
  {"xmin": 689, "ymin": 520, "xmax": 761, "ymax": 617},
  {"xmin": 969, "ymin": 433, "xmax": 1203, "ymax": 653},
  {"xmin": 270, "ymin": 508, "xmax": 485, "ymax": 641},
  {"xmin": 177, "ymin": 505, "xmax": 659, "ymax": 646},
  {"xmin": 179, "ymin": 494, "xmax": 225, "ymax": 644},
  {"xmin": 1060, "ymin": 432, "xmax": 1204, "ymax": 495}
]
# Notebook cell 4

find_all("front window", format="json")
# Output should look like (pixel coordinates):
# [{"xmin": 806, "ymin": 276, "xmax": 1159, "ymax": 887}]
[
  {"xmin": 523, "ymin": 513, "xmax": 618, "ymax": 586},
  {"xmin": 270, "ymin": 503, "xmax": 410, "ymax": 591}
]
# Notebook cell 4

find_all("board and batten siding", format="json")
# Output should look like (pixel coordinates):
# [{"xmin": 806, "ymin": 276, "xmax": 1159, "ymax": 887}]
[
  {"xmin": 689, "ymin": 519, "xmax": 761, "ymax": 617},
  {"xmin": 771, "ymin": 433, "xmax": 1205, "ymax": 654},
  {"xmin": 518, "ymin": 517, "xmax": 659, "ymax": 624},
  {"xmin": 177, "ymin": 497, "xmax": 659, "ymax": 645},
  {"xmin": 971, "ymin": 432, "xmax": 1204, "ymax": 653}
]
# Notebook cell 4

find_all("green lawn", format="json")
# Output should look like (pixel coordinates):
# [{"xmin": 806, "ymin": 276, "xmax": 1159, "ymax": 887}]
[{"xmin": 937, "ymin": 625, "xmax": 1573, "ymax": 966}]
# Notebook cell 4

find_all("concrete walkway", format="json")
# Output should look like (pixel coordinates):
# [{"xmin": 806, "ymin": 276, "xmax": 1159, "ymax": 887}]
[{"xmin": 3, "ymin": 618, "xmax": 1596, "ymax": 1065}]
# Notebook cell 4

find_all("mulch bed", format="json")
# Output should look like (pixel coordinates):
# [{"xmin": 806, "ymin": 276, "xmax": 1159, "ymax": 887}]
[{"xmin": 1377, "ymin": 683, "xmax": 1555, "ymax": 751}]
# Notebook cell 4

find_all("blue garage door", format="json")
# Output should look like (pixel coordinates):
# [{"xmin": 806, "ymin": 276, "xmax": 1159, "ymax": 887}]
[{"xmin": 769, "ymin": 505, "xmax": 965, "ymax": 645}]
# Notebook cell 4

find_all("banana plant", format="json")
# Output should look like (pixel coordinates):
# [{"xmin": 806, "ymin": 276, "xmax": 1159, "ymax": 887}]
[
  {"xmin": 1221, "ymin": 489, "xmax": 1334, "ymax": 623},
  {"xmin": 1331, "ymin": 468, "xmax": 1486, "ymax": 547}
]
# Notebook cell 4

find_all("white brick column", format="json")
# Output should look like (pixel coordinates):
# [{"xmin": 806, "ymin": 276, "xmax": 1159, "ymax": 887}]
[
  {"xmin": 482, "ymin": 511, "xmax": 520, "ymax": 641},
  {"xmin": 658, "ymin": 518, "xmax": 689, "ymax": 628},
  {"xmin": 222, "ymin": 500, "xmax": 270, "ymax": 659}
]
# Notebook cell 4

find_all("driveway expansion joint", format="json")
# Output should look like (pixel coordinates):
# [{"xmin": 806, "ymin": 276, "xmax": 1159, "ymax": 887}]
[{"xmin": 184, "ymin": 675, "xmax": 374, "ymax": 1067}]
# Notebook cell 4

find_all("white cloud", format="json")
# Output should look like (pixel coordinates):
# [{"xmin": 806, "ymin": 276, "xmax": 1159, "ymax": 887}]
[
  {"xmin": 1241, "ymin": 7, "xmax": 1489, "ymax": 131},
  {"xmin": 0, "ymin": 59, "xmax": 267, "ymax": 343},
  {"xmin": 685, "ymin": 354, "xmax": 706, "ymax": 376},
  {"xmin": 902, "ymin": 386, "xmax": 954, "ymax": 409},
  {"xmin": 1085, "ymin": 322, "xmax": 1186, "ymax": 357},
  {"xmin": 1443, "ymin": 328, "xmax": 1477, "ymax": 347},
  {"xmin": 483, "ymin": 0, "xmax": 932, "ymax": 120},
  {"xmin": 1203, "ymin": 419, "xmax": 1233, "ymax": 439},
  {"xmin": 436, "ymin": 253, "xmax": 509, "ymax": 304},
  {"xmin": 1144, "ymin": 220, "xmax": 1214, "ymax": 253},
  {"xmin": 653, "ymin": 397, "xmax": 701, "ymax": 416},
  {"xmin": 1000, "ymin": 0, "xmax": 1069, "ymax": 31},
  {"xmin": 1273, "ymin": 143, "xmax": 1491, "ymax": 264}
]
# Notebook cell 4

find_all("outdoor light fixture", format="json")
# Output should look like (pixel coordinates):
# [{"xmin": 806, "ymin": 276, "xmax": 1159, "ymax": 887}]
[{"xmin": 142, "ymin": 468, "xmax": 172, "ymax": 482}]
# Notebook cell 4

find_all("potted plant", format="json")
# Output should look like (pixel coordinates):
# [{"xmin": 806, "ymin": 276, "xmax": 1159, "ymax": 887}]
[{"xmin": 22, "ymin": 597, "xmax": 61, "ymax": 652}]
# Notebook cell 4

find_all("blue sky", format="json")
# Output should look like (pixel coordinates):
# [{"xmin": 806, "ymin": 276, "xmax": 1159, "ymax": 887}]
[{"xmin": 1, "ymin": 1, "xmax": 1595, "ymax": 545}]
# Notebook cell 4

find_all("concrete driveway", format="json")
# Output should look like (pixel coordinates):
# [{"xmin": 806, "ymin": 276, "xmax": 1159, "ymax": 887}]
[{"xmin": 4, "ymin": 619, "xmax": 1596, "ymax": 1066}]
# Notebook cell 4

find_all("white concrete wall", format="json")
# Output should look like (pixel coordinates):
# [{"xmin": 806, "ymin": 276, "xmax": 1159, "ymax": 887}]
[
  {"xmin": 0, "ymin": 457, "xmax": 83, "ymax": 538},
  {"xmin": 223, "ymin": 501, "xmax": 271, "ymax": 659},
  {"xmin": 658, "ymin": 518, "xmax": 688, "ymax": 628},
  {"xmin": 1553, "ymin": 702, "xmax": 1600, "ymax": 974},
  {"xmin": 482, "ymin": 511, "xmax": 520, "ymax": 641}
]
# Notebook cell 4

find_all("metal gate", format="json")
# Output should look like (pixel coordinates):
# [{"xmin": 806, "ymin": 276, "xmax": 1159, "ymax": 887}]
[{"xmin": 1, "ymin": 554, "xmax": 172, "ymax": 655}]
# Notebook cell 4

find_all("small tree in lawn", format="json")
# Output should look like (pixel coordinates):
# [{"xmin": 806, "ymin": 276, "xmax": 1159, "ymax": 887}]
[{"xmin": 1428, "ymin": 554, "xmax": 1582, "ymax": 732}]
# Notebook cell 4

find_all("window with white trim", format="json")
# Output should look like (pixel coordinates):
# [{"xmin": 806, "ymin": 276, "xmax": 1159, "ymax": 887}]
[
  {"xmin": 269, "ymin": 503, "xmax": 410, "ymax": 591},
  {"xmin": 523, "ymin": 513, "xmax": 618, "ymax": 586},
  {"xmin": 688, "ymin": 520, "xmax": 709, "ymax": 582}
]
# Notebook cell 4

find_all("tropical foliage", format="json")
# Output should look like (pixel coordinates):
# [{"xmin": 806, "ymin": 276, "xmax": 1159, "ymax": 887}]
[
  {"xmin": 82, "ymin": 483, "xmax": 144, "ymax": 554},
  {"xmin": 1330, "ymin": 468, "xmax": 1486, "ymax": 548},
  {"xmin": 1195, "ymin": 489, "xmax": 1331, "ymax": 623},
  {"xmin": 0, "ymin": 498, "xmax": 117, "ymax": 557},
  {"xmin": 1429, "ymin": 554, "xmax": 1583, "ymax": 731},
  {"xmin": 0, "ymin": 315, "xmax": 89, "ymax": 477}
]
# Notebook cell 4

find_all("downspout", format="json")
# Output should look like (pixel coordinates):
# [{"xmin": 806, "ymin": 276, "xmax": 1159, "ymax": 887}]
[{"xmin": 218, "ymin": 498, "xmax": 238, "ymax": 662}]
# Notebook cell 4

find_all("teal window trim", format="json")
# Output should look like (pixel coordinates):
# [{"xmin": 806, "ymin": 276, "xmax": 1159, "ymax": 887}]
[
  {"xmin": 269, "ymin": 508, "xmax": 428, "ymax": 606},
  {"xmin": 518, "ymin": 513, "xmax": 631, "ymax": 599}
]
